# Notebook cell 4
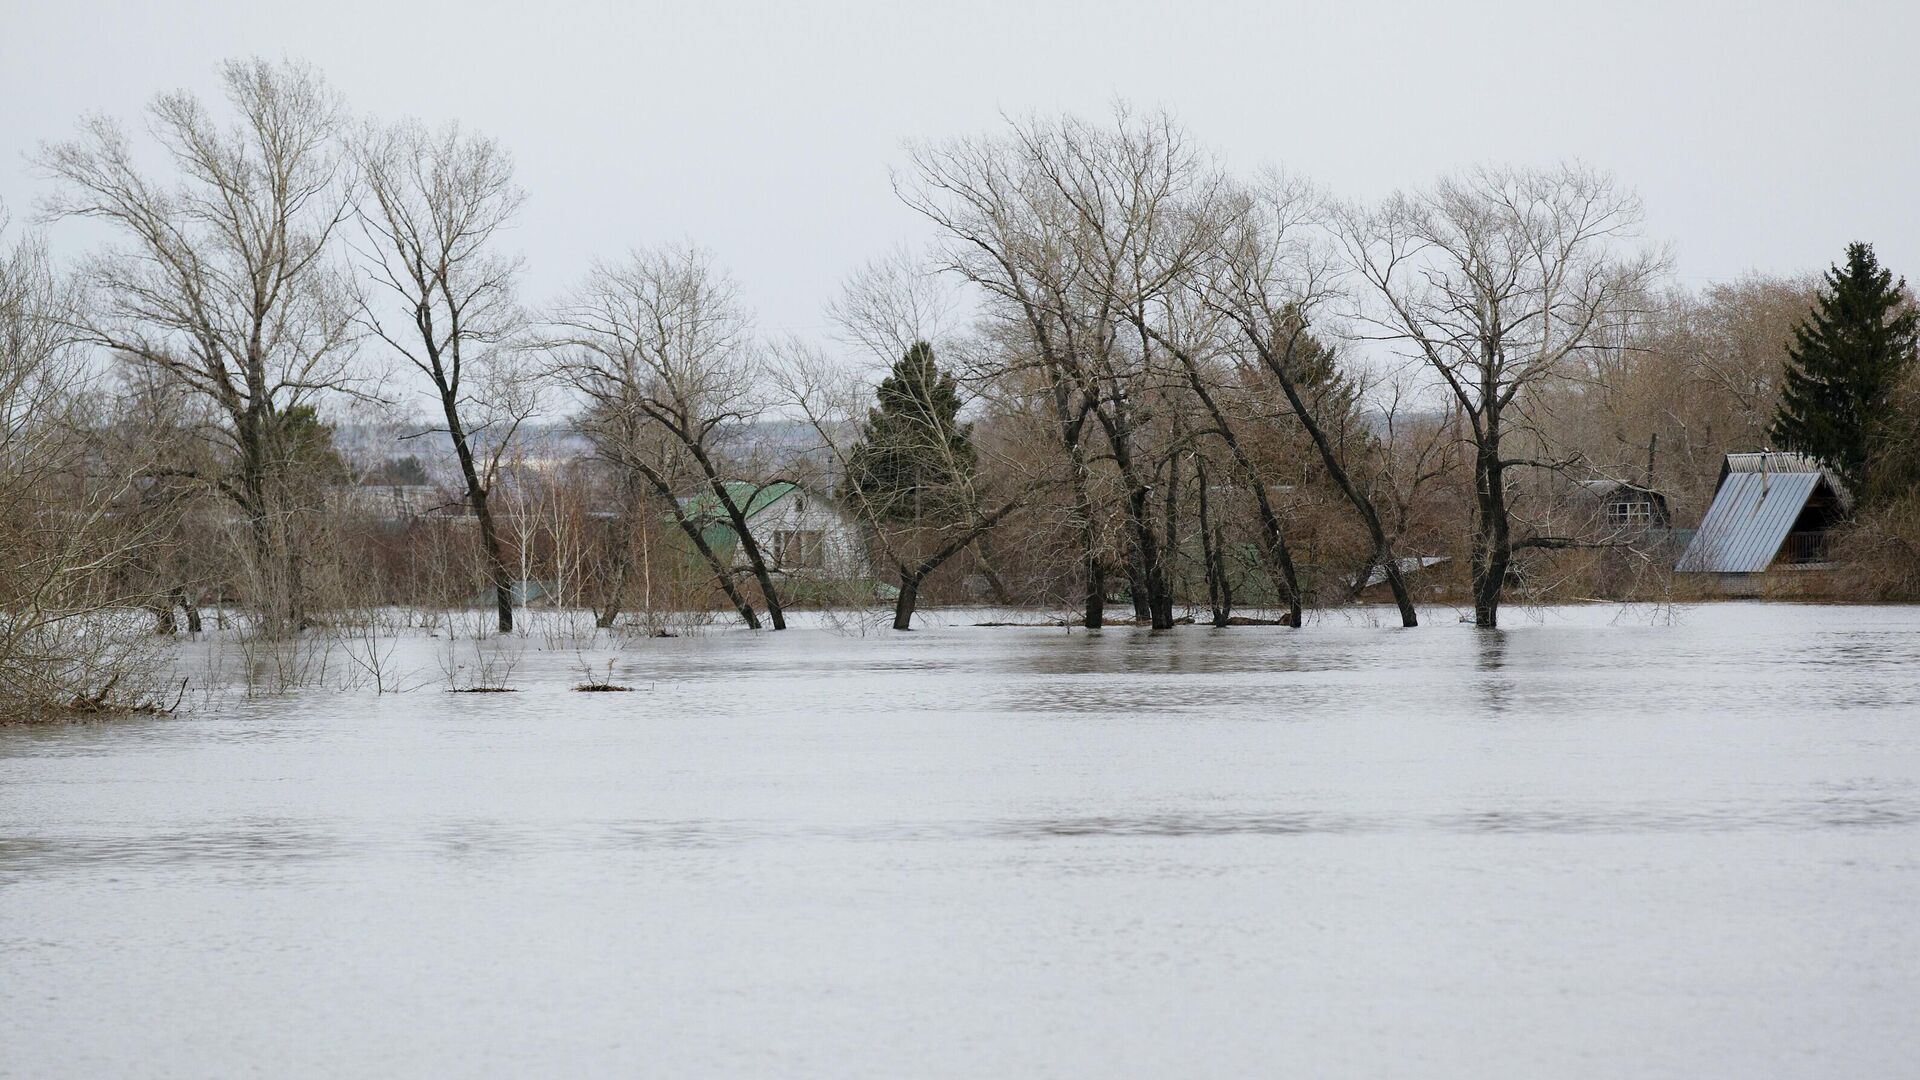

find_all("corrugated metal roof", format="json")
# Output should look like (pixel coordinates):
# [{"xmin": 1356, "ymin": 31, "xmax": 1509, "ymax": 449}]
[
  {"xmin": 1675, "ymin": 470, "xmax": 1821, "ymax": 573},
  {"xmin": 1724, "ymin": 451, "xmax": 1820, "ymax": 473},
  {"xmin": 675, "ymin": 482, "xmax": 800, "ymax": 558},
  {"xmin": 1722, "ymin": 451, "xmax": 1853, "ymax": 508}
]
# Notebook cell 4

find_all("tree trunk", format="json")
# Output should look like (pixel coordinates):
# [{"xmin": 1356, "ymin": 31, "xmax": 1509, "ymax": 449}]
[
  {"xmin": 1067, "ymin": 447, "xmax": 1104, "ymax": 629},
  {"xmin": 1237, "ymin": 325, "xmax": 1417, "ymax": 627},
  {"xmin": 689, "ymin": 454, "xmax": 784, "ymax": 630},
  {"xmin": 974, "ymin": 535, "xmax": 1015, "ymax": 605},
  {"xmin": 627, "ymin": 459, "xmax": 761, "ymax": 629},
  {"xmin": 444, "ymin": 399, "xmax": 514, "ymax": 634},
  {"xmin": 1196, "ymin": 461, "xmax": 1230, "ymax": 627},
  {"xmin": 471, "ymin": 497, "xmax": 514, "ymax": 634},
  {"xmin": 1158, "ymin": 447, "xmax": 1181, "ymax": 629},
  {"xmin": 1349, "ymin": 556, "xmax": 1375, "ymax": 599},
  {"xmin": 176, "ymin": 587, "xmax": 203, "ymax": 634},
  {"xmin": 238, "ymin": 431, "xmax": 286, "ymax": 637},
  {"xmin": 885, "ymin": 502, "xmax": 1020, "ymax": 632},
  {"xmin": 1127, "ymin": 543, "xmax": 1152, "ymax": 621},
  {"xmin": 892, "ymin": 573, "xmax": 920, "ymax": 631},
  {"xmin": 1161, "ymin": 338, "xmax": 1302, "ymax": 627},
  {"xmin": 1471, "ymin": 437, "xmax": 1511, "ymax": 628},
  {"xmin": 670, "ymin": 496, "xmax": 759, "ymax": 628},
  {"xmin": 593, "ymin": 476, "xmax": 642, "ymax": 630},
  {"xmin": 1255, "ymin": 502, "xmax": 1303, "ymax": 629},
  {"xmin": 1083, "ymin": 557, "xmax": 1106, "ymax": 629},
  {"xmin": 1113, "ymin": 446, "xmax": 1172, "ymax": 629},
  {"xmin": 594, "ymin": 550, "xmax": 628, "ymax": 629}
]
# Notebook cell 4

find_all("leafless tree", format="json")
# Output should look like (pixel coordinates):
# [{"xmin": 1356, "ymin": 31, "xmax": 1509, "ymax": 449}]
[
  {"xmin": 902, "ymin": 107, "xmax": 1219, "ymax": 629},
  {"xmin": 826, "ymin": 246, "xmax": 962, "ymax": 362},
  {"xmin": 902, "ymin": 125, "xmax": 1108, "ymax": 625},
  {"xmin": 1189, "ymin": 175, "xmax": 1423, "ymax": 625},
  {"xmin": 548, "ymin": 246, "xmax": 787, "ymax": 628},
  {"xmin": 354, "ymin": 119, "xmax": 533, "ymax": 632},
  {"xmin": 36, "ymin": 58, "xmax": 359, "ymax": 634},
  {"xmin": 0, "ymin": 211, "xmax": 174, "ymax": 717},
  {"xmin": 1144, "ymin": 316, "xmax": 1306, "ymax": 627},
  {"xmin": 1338, "ymin": 164, "xmax": 1665, "ymax": 626}
]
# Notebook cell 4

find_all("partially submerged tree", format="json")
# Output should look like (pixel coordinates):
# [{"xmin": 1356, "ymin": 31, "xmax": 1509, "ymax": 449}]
[
  {"xmin": 902, "ymin": 108, "xmax": 1217, "ymax": 629},
  {"xmin": 778, "ymin": 339, "xmax": 1022, "ymax": 631},
  {"xmin": 1771, "ymin": 242, "xmax": 1918, "ymax": 505},
  {"xmin": 1340, "ymin": 165, "xmax": 1663, "ymax": 627},
  {"xmin": 770, "ymin": 253, "xmax": 1026, "ymax": 631},
  {"xmin": 1199, "ymin": 176, "xmax": 1420, "ymax": 625},
  {"xmin": 549, "ymin": 246, "xmax": 788, "ymax": 628},
  {"xmin": 0, "ymin": 212, "xmax": 172, "ymax": 716},
  {"xmin": 355, "ymin": 119, "xmax": 533, "ymax": 633},
  {"xmin": 37, "ymin": 58, "xmax": 358, "ymax": 634}
]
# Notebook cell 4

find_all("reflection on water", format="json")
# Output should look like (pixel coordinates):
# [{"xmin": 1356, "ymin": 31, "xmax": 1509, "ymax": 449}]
[
  {"xmin": 1, "ymin": 819, "xmax": 343, "ymax": 872},
  {"xmin": 3, "ymin": 602, "xmax": 1919, "ymax": 1077},
  {"xmin": 8, "ymin": 796, "xmax": 1916, "ymax": 876}
]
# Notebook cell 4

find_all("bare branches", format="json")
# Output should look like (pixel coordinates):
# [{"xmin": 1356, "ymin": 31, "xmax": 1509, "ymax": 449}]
[
  {"xmin": 1338, "ymin": 164, "xmax": 1667, "ymax": 626},
  {"xmin": 547, "ymin": 246, "xmax": 787, "ymax": 628},
  {"xmin": 0, "ymin": 216, "xmax": 176, "ymax": 717},
  {"xmin": 352, "ymin": 117, "xmax": 532, "ymax": 631},
  {"xmin": 35, "ymin": 58, "xmax": 360, "ymax": 634}
]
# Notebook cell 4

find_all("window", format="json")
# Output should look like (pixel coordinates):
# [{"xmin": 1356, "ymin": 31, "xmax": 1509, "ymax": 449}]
[
  {"xmin": 1606, "ymin": 499, "xmax": 1652, "ymax": 528},
  {"xmin": 773, "ymin": 529, "xmax": 825, "ymax": 570}
]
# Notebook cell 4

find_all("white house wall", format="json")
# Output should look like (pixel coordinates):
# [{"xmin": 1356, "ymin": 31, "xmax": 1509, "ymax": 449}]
[{"xmin": 738, "ymin": 491, "xmax": 871, "ymax": 579}]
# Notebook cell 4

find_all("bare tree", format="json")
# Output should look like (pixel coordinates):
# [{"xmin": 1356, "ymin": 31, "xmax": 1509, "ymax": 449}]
[
  {"xmin": 1143, "ymin": 310, "xmax": 1306, "ymax": 628},
  {"xmin": 0, "ymin": 211, "xmax": 173, "ymax": 717},
  {"xmin": 354, "ymin": 119, "xmax": 532, "ymax": 632},
  {"xmin": 36, "ymin": 58, "xmax": 358, "ymax": 634},
  {"xmin": 548, "ymin": 246, "xmax": 788, "ymax": 628},
  {"xmin": 901, "ymin": 125, "xmax": 1109, "ymax": 626},
  {"xmin": 1194, "ymin": 175, "xmax": 1421, "ymax": 625},
  {"xmin": 903, "ymin": 107, "xmax": 1218, "ymax": 629},
  {"xmin": 1339, "ymin": 164, "xmax": 1664, "ymax": 627}
]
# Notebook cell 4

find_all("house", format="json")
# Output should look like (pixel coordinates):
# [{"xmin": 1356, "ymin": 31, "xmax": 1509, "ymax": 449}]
[
  {"xmin": 1574, "ymin": 479, "xmax": 1672, "ymax": 533},
  {"xmin": 1675, "ymin": 452, "xmax": 1850, "ymax": 588},
  {"xmin": 677, "ymin": 482, "xmax": 869, "ymax": 579}
]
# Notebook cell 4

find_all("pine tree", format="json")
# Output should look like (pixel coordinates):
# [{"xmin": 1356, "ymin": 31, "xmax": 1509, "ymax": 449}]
[
  {"xmin": 1771, "ymin": 242, "xmax": 1919, "ymax": 503},
  {"xmin": 845, "ymin": 341, "xmax": 976, "ymax": 522}
]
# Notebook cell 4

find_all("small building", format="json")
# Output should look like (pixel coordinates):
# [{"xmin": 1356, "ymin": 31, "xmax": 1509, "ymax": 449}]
[
  {"xmin": 1675, "ymin": 452, "xmax": 1850, "ymax": 588},
  {"xmin": 678, "ymin": 482, "xmax": 869, "ymax": 580},
  {"xmin": 1574, "ymin": 479, "xmax": 1672, "ymax": 533}
]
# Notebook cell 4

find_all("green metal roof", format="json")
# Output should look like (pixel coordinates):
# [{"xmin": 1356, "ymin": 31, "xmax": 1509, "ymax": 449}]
[
  {"xmin": 677, "ymin": 481, "xmax": 795, "ymax": 523},
  {"xmin": 674, "ymin": 482, "xmax": 798, "ymax": 556}
]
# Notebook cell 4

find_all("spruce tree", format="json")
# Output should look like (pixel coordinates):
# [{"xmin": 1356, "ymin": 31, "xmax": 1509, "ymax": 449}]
[
  {"xmin": 1771, "ymin": 242, "xmax": 1919, "ymax": 503},
  {"xmin": 845, "ymin": 341, "xmax": 976, "ymax": 522}
]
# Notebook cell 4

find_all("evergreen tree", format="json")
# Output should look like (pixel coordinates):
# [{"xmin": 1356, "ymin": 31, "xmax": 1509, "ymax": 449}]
[
  {"xmin": 1771, "ymin": 242, "xmax": 1919, "ymax": 503},
  {"xmin": 845, "ymin": 341, "xmax": 976, "ymax": 522}
]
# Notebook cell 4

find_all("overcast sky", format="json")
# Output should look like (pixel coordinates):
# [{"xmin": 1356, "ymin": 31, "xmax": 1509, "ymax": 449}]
[{"xmin": 4, "ymin": 0, "xmax": 1916, "ymax": 339}]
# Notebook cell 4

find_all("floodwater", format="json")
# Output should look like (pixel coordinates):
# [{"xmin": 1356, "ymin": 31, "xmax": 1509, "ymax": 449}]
[{"xmin": 3, "ymin": 603, "xmax": 1918, "ymax": 1078}]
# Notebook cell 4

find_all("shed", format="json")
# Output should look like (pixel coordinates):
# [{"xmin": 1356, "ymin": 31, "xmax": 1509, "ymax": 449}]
[
  {"xmin": 1573, "ymin": 479, "xmax": 1671, "ymax": 532},
  {"xmin": 1675, "ymin": 452, "xmax": 1850, "ymax": 574}
]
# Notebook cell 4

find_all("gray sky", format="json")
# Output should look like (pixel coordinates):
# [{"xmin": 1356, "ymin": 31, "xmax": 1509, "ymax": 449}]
[{"xmin": 4, "ymin": 0, "xmax": 1917, "ymax": 337}]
